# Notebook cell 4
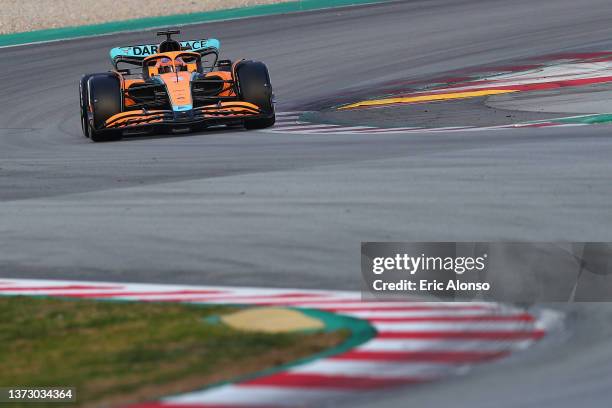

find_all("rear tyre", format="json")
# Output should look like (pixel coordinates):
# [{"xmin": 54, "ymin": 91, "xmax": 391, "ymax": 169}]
[
  {"xmin": 87, "ymin": 73, "xmax": 123, "ymax": 142},
  {"xmin": 235, "ymin": 61, "xmax": 275, "ymax": 130}
]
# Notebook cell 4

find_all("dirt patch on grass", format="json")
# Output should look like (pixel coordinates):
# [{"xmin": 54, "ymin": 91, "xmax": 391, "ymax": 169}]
[
  {"xmin": 0, "ymin": 296, "xmax": 347, "ymax": 407},
  {"xmin": 1, "ymin": 1, "xmax": 291, "ymax": 34}
]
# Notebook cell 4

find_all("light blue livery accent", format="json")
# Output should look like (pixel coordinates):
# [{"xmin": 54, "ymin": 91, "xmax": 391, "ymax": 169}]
[
  {"xmin": 109, "ymin": 38, "xmax": 220, "ymax": 61},
  {"xmin": 173, "ymin": 105, "xmax": 193, "ymax": 112}
]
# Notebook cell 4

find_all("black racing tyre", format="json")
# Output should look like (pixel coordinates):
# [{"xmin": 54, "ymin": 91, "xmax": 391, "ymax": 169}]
[
  {"xmin": 87, "ymin": 73, "xmax": 123, "ymax": 142},
  {"xmin": 79, "ymin": 74, "xmax": 94, "ymax": 138},
  {"xmin": 235, "ymin": 61, "xmax": 275, "ymax": 129},
  {"xmin": 244, "ymin": 113, "xmax": 276, "ymax": 130}
]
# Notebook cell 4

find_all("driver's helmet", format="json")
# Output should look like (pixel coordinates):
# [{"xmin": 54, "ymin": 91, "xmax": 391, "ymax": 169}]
[
  {"xmin": 155, "ymin": 57, "xmax": 174, "ymax": 74},
  {"xmin": 174, "ymin": 57, "xmax": 188, "ymax": 72}
]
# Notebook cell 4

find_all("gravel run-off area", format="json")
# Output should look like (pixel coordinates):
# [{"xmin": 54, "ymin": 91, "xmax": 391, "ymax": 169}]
[{"xmin": 0, "ymin": 1, "xmax": 289, "ymax": 34}]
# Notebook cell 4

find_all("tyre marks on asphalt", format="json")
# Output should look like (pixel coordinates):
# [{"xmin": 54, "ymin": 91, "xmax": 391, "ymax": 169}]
[{"xmin": 269, "ymin": 112, "xmax": 583, "ymax": 134}]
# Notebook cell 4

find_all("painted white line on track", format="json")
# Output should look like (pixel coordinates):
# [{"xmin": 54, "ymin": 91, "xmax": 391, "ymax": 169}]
[
  {"xmin": 266, "ymin": 111, "xmax": 597, "ymax": 136},
  {"xmin": 290, "ymin": 359, "xmax": 456, "ymax": 377},
  {"xmin": 345, "ymin": 309, "xmax": 507, "ymax": 318},
  {"xmin": 165, "ymin": 384, "xmax": 351, "ymax": 406},
  {"xmin": 372, "ymin": 321, "xmax": 532, "ymax": 331},
  {"xmin": 358, "ymin": 338, "xmax": 535, "ymax": 352}
]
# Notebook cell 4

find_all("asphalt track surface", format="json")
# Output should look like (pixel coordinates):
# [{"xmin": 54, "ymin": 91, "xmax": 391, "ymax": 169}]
[{"xmin": 1, "ymin": 0, "xmax": 612, "ymax": 406}]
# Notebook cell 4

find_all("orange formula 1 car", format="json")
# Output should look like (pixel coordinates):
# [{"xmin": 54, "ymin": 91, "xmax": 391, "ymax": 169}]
[{"xmin": 79, "ymin": 30, "xmax": 275, "ymax": 142}]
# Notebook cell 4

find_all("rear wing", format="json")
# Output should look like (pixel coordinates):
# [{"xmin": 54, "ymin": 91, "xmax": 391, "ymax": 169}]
[{"xmin": 109, "ymin": 39, "xmax": 220, "ymax": 68}]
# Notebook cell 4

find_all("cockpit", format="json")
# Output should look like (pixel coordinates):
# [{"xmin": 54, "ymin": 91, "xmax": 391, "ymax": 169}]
[
  {"xmin": 155, "ymin": 57, "xmax": 187, "ymax": 74},
  {"xmin": 143, "ymin": 52, "xmax": 201, "ymax": 78}
]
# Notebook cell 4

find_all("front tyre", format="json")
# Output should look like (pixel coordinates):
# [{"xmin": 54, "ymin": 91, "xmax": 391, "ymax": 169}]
[
  {"xmin": 235, "ymin": 61, "xmax": 275, "ymax": 130},
  {"xmin": 79, "ymin": 74, "xmax": 94, "ymax": 138},
  {"xmin": 87, "ymin": 73, "xmax": 123, "ymax": 142}
]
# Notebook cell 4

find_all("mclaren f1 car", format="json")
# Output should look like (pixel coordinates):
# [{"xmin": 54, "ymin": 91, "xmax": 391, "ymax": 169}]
[{"xmin": 79, "ymin": 30, "xmax": 275, "ymax": 142}]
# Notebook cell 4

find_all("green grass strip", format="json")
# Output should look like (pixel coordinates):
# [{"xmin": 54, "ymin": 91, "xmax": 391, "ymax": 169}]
[
  {"xmin": 0, "ymin": 296, "xmax": 352, "ymax": 407},
  {"xmin": 0, "ymin": 0, "xmax": 391, "ymax": 47}
]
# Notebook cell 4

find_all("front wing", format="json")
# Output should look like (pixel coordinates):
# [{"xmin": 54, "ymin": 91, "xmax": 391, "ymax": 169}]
[{"xmin": 101, "ymin": 101, "xmax": 268, "ymax": 131}]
